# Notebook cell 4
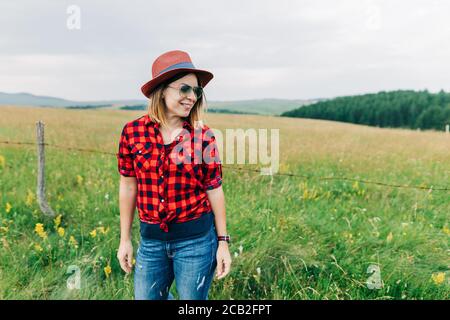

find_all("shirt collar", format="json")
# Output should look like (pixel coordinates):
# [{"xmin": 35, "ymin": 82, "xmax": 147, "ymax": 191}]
[{"xmin": 144, "ymin": 114, "xmax": 193, "ymax": 130}]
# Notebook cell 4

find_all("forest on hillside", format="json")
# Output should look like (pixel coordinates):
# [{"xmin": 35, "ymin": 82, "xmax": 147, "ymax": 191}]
[{"xmin": 281, "ymin": 90, "xmax": 450, "ymax": 130}]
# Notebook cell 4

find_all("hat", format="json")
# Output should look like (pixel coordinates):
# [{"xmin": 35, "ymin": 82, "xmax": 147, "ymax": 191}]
[{"xmin": 141, "ymin": 50, "xmax": 214, "ymax": 98}]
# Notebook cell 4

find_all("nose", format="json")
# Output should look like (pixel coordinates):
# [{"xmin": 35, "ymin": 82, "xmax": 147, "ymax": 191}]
[{"xmin": 187, "ymin": 95, "xmax": 196, "ymax": 103}]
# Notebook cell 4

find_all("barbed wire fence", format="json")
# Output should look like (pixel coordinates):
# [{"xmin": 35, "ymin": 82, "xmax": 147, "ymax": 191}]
[
  {"xmin": 2, "ymin": 140, "xmax": 449, "ymax": 192},
  {"xmin": 1, "ymin": 120, "xmax": 450, "ymax": 219}
]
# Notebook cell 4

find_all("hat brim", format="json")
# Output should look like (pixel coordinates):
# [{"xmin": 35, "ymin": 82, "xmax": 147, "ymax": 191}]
[{"xmin": 141, "ymin": 68, "xmax": 214, "ymax": 98}]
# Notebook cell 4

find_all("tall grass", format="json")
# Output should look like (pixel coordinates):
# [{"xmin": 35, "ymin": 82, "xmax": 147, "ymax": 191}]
[{"xmin": 0, "ymin": 106, "xmax": 448, "ymax": 299}]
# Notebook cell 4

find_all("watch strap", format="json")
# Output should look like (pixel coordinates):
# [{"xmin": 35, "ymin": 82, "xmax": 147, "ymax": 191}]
[{"xmin": 217, "ymin": 235, "xmax": 231, "ymax": 243}]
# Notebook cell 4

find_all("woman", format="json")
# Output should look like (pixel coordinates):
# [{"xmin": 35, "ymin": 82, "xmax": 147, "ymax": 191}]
[{"xmin": 116, "ymin": 50, "xmax": 232, "ymax": 300}]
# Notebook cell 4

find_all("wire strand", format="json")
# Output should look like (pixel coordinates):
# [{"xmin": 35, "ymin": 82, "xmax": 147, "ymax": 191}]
[{"xmin": 1, "ymin": 139, "xmax": 448, "ymax": 192}]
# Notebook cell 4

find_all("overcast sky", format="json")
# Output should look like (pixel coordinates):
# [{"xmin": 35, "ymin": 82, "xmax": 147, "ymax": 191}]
[{"xmin": 1, "ymin": 0, "xmax": 449, "ymax": 101}]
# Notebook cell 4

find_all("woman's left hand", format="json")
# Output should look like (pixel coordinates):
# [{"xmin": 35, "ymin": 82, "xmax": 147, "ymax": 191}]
[{"xmin": 216, "ymin": 242, "xmax": 232, "ymax": 280}]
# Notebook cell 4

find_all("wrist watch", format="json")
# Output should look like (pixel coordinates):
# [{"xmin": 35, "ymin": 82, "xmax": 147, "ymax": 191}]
[{"xmin": 217, "ymin": 234, "xmax": 231, "ymax": 243}]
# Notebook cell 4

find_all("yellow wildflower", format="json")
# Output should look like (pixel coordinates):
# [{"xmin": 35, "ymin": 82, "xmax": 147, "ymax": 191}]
[
  {"xmin": 342, "ymin": 231, "xmax": 354, "ymax": 244},
  {"xmin": 431, "ymin": 272, "xmax": 445, "ymax": 285},
  {"xmin": 104, "ymin": 265, "xmax": 112, "ymax": 278},
  {"xmin": 96, "ymin": 226, "xmax": 108, "ymax": 234},
  {"xmin": 302, "ymin": 188, "xmax": 308, "ymax": 199},
  {"xmin": 5, "ymin": 202, "xmax": 12, "ymax": 214},
  {"xmin": 34, "ymin": 223, "xmax": 48, "ymax": 239},
  {"xmin": 302, "ymin": 187, "xmax": 318, "ymax": 201},
  {"xmin": 26, "ymin": 189, "xmax": 35, "ymax": 206},
  {"xmin": 386, "ymin": 232, "xmax": 393, "ymax": 243},
  {"xmin": 132, "ymin": 258, "xmax": 136, "ymax": 265},
  {"xmin": 35, "ymin": 223, "xmax": 44, "ymax": 233},
  {"xmin": 442, "ymin": 225, "xmax": 450, "ymax": 236},
  {"xmin": 1, "ymin": 237, "xmax": 9, "ymax": 249},
  {"xmin": 54, "ymin": 214, "xmax": 62, "ymax": 229},
  {"xmin": 278, "ymin": 217, "xmax": 288, "ymax": 230},
  {"xmin": 76, "ymin": 175, "xmax": 83, "ymax": 186},
  {"xmin": 89, "ymin": 229, "xmax": 97, "ymax": 238},
  {"xmin": 0, "ymin": 155, "xmax": 5, "ymax": 168},
  {"xmin": 57, "ymin": 227, "xmax": 65, "ymax": 237},
  {"xmin": 69, "ymin": 235, "xmax": 79, "ymax": 249},
  {"xmin": 34, "ymin": 243, "xmax": 43, "ymax": 252}
]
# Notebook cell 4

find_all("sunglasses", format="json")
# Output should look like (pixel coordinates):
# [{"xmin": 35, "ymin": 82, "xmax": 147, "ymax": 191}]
[{"xmin": 167, "ymin": 83, "xmax": 203, "ymax": 100}]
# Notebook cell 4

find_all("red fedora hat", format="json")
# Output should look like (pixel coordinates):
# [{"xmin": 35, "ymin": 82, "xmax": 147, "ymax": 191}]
[{"xmin": 141, "ymin": 50, "xmax": 214, "ymax": 98}]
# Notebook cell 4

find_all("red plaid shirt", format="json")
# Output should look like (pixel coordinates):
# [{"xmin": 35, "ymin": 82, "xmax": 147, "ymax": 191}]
[{"xmin": 116, "ymin": 114, "xmax": 223, "ymax": 232}]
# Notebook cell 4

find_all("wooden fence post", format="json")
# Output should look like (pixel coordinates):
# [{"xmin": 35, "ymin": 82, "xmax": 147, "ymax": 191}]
[{"xmin": 36, "ymin": 121, "xmax": 56, "ymax": 217}]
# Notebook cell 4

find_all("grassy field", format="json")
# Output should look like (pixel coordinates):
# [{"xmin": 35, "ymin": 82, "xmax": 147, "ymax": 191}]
[{"xmin": 0, "ymin": 105, "xmax": 448, "ymax": 299}]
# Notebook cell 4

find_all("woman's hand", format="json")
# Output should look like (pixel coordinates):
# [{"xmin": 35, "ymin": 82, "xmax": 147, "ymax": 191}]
[
  {"xmin": 117, "ymin": 239, "xmax": 134, "ymax": 274},
  {"xmin": 216, "ymin": 242, "xmax": 232, "ymax": 279}
]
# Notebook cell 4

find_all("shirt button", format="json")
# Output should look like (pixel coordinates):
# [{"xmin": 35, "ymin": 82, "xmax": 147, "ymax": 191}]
[
  {"xmin": 160, "ymin": 175, "xmax": 164, "ymax": 178},
  {"xmin": 161, "ymin": 199, "xmax": 164, "ymax": 202}
]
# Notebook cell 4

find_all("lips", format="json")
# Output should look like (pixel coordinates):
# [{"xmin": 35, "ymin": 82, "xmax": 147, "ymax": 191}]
[{"xmin": 180, "ymin": 103, "xmax": 193, "ymax": 111}]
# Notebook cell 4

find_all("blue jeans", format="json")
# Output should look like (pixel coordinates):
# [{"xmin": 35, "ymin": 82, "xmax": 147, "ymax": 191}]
[{"xmin": 134, "ymin": 223, "xmax": 218, "ymax": 300}]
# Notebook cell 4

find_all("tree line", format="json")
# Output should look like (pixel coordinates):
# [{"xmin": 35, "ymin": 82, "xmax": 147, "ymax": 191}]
[{"xmin": 281, "ymin": 90, "xmax": 450, "ymax": 130}]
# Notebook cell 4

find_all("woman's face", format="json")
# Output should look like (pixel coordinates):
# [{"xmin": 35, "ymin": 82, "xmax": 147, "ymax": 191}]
[{"xmin": 162, "ymin": 73, "xmax": 199, "ymax": 119}]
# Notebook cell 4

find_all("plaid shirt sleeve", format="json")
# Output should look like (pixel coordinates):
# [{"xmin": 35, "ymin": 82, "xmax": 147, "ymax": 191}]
[
  {"xmin": 116, "ymin": 124, "xmax": 136, "ymax": 177},
  {"xmin": 201, "ymin": 131, "xmax": 223, "ymax": 191}
]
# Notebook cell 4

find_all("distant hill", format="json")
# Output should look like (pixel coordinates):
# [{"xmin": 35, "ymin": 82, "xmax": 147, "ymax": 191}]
[
  {"xmin": 0, "ymin": 92, "xmax": 320, "ymax": 115},
  {"xmin": 0, "ymin": 92, "xmax": 145, "ymax": 108},
  {"xmin": 207, "ymin": 98, "xmax": 322, "ymax": 115},
  {"xmin": 282, "ymin": 89, "xmax": 450, "ymax": 131},
  {"xmin": 119, "ymin": 105, "xmax": 259, "ymax": 115}
]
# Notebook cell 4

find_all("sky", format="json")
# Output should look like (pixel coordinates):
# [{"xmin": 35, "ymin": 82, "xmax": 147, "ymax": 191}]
[{"xmin": 1, "ymin": 0, "xmax": 450, "ymax": 101}]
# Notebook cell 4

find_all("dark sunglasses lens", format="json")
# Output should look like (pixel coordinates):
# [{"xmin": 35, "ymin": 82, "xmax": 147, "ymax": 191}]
[
  {"xmin": 194, "ymin": 87, "xmax": 203, "ymax": 99},
  {"xmin": 180, "ymin": 84, "xmax": 191, "ymax": 95},
  {"xmin": 180, "ymin": 84, "xmax": 203, "ymax": 99}
]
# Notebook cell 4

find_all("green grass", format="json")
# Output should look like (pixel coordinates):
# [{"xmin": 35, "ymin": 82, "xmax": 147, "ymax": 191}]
[{"xmin": 0, "ymin": 106, "xmax": 448, "ymax": 299}]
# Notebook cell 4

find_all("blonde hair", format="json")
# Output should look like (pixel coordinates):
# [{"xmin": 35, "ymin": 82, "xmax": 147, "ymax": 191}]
[{"xmin": 146, "ymin": 72, "xmax": 207, "ymax": 130}]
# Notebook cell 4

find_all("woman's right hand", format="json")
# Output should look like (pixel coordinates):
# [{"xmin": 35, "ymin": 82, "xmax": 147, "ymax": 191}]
[{"xmin": 117, "ymin": 239, "xmax": 134, "ymax": 274}]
